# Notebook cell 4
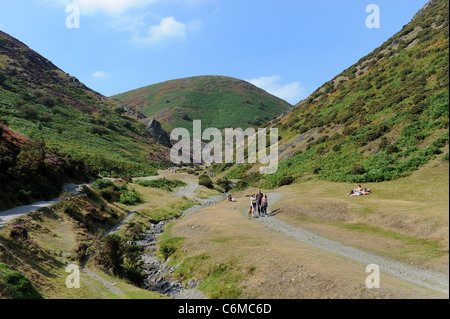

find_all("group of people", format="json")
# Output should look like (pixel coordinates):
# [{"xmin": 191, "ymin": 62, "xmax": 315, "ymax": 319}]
[
  {"xmin": 249, "ymin": 190, "xmax": 268, "ymax": 218},
  {"xmin": 349, "ymin": 185, "xmax": 371, "ymax": 196}
]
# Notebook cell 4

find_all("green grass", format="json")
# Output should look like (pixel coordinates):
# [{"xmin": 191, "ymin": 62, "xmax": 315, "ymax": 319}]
[
  {"xmin": 0, "ymin": 38, "xmax": 163, "ymax": 178},
  {"xmin": 0, "ymin": 263, "xmax": 43, "ymax": 299},
  {"xmin": 141, "ymin": 197, "xmax": 197, "ymax": 223},
  {"xmin": 157, "ymin": 222, "xmax": 247, "ymax": 299},
  {"xmin": 342, "ymin": 223, "xmax": 442, "ymax": 257},
  {"xmin": 134, "ymin": 178, "xmax": 187, "ymax": 192}
]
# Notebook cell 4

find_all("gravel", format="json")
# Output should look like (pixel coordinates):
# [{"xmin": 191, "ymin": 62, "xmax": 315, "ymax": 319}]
[{"xmin": 0, "ymin": 183, "xmax": 83, "ymax": 229}]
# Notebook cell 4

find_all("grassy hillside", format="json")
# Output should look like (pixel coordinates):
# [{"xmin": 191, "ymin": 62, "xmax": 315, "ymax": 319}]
[
  {"xmin": 222, "ymin": 0, "xmax": 449, "ymax": 188},
  {"xmin": 0, "ymin": 30, "xmax": 169, "ymax": 179},
  {"xmin": 113, "ymin": 75, "xmax": 292, "ymax": 133},
  {"xmin": 0, "ymin": 122, "xmax": 95, "ymax": 211},
  {"xmin": 0, "ymin": 177, "xmax": 196, "ymax": 299}
]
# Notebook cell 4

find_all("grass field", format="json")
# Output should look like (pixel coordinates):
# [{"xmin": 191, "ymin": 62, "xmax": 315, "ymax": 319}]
[{"xmin": 158, "ymin": 160, "xmax": 448, "ymax": 299}]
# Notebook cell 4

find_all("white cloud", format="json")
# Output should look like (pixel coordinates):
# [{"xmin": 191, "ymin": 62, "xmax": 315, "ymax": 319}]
[
  {"xmin": 132, "ymin": 16, "xmax": 201, "ymax": 47},
  {"xmin": 91, "ymin": 71, "xmax": 111, "ymax": 79},
  {"xmin": 50, "ymin": 0, "xmax": 209, "ymax": 14},
  {"xmin": 51, "ymin": 0, "xmax": 159, "ymax": 14},
  {"xmin": 47, "ymin": 0, "xmax": 203, "ymax": 47},
  {"xmin": 246, "ymin": 75, "xmax": 306, "ymax": 105}
]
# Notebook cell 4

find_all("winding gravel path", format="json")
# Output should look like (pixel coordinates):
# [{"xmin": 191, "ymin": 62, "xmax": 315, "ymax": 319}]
[
  {"xmin": 0, "ymin": 184, "xmax": 81, "ymax": 229},
  {"xmin": 248, "ymin": 193, "xmax": 449, "ymax": 295}
]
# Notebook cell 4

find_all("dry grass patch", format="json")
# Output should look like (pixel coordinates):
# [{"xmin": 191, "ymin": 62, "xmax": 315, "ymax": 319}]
[
  {"xmin": 165, "ymin": 196, "xmax": 446, "ymax": 299},
  {"xmin": 272, "ymin": 160, "xmax": 449, "ymax": 273}
]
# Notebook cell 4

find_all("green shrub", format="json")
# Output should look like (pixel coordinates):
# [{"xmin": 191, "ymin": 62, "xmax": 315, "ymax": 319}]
[
  {"xmin": 235, "ymin": 180, "xmax": 248, "ymax": 190},
  {"xmin": 278, "ymin": 176, "xmax": 295, "ymax": 187},
  {"xmin": 199, "ymin": 175, "xmax": 214, "ymax": 189},
  {"xmin": 61, "ymin": 200, "xmax": 82, "ymax": 220},
  {"xmin": 158, "ymin": 237, "xmax": 183, "ymax": 260},
  {"xmin": 0, "ymin": 263, "xmax": 43, "ymax": 299},
  {"xmin": 119, "ymin": 188, "xmax": 142, "ymax": 206},
  {"xmin": 99, "ymin": 186, "xmax": 121, "ymax": 202},
  {"xmin": 215, "ymin": 177, "xmax": 232, "ymax": 192},
  {"xmin": 0, "ymin": 72, "xmax": 7, "ymax": 86},
  {"xmin": 134, "ymin": 178, "xmax": 186, "ymax": 191},
  {"xmin": 351, "ymin": 164, "xmax": 366, "ymax": 175},
  {"xmin": 93, "ymin": 179, "xmax": 117, "ymax": 191},
  {"xmin": 90, "ymin": 126, "xmax": 109, "ymax": 136}
]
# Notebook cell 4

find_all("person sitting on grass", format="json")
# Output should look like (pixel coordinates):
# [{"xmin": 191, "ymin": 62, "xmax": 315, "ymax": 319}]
[
  {"xmin": 227, "ymin": 194, "xmax": 236, "ymax": 202},
  {"xmin": 349, "ymin": 185, "xmax": 371, "ymax": 196}
]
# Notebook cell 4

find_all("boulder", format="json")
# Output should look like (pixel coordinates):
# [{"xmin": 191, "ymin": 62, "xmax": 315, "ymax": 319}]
[{"xmin": 146, "ymin": 118, "xmax": 172, "ymax": 148}]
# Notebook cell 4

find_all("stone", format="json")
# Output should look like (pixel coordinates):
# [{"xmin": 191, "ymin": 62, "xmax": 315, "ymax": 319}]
[{"xmin": 146, "ymin": 118, "xmax": 172, "ymax": 148}]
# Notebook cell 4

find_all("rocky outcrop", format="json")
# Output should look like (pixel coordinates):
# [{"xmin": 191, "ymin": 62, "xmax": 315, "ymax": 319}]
[
  {"xmin": 411, "ymin": 0, "xmax": 440, "ymax": 21},
  {"xmin": 146, "ymin": 118, "xmax": 172, "ymax": 148}
]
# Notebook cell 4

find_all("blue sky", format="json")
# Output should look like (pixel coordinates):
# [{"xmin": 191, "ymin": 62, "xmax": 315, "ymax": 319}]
[{"xmin": 0, "ymin": 0, "xmax": 429, "ymax": 104}]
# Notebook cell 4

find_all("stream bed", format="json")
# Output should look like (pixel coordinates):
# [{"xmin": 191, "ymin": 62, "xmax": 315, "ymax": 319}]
[{"xmin": 134, "ymin": 182, "xmax": 226, "ymax": 299}]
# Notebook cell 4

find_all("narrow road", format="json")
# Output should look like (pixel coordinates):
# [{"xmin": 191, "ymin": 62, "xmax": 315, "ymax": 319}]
[
  {"xmin": 0, "ymin": 184, "xmax": 81, "ymax": 229},
  {"xmin": 248, "ymin": 193, "xmax": 449, "ymax": 295}
]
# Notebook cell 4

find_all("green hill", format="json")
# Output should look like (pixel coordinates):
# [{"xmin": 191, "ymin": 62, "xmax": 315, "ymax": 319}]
[
  {"xmin": 0, "ymin": 30, "xmax": 169, "ymax": 179},
  {"xmin": 222, "ymin": 0, "xmax": 449, "ymax": 188},
  {"xmin": 113, "ymin": 75, "xmax": 292, "ymax": 133}
]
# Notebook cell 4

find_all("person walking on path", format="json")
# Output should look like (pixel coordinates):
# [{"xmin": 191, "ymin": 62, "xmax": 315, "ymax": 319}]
[
  {"xmin": 250, "ymin": 194, "xmax": 257, "ymax": 218},
  {"xmin": 256, "ymin": 189, "xmax": 264, "ymax": 217},
  {"xmin": 261, "ymin": 194, "xmax": 268, "ymax": 217}
]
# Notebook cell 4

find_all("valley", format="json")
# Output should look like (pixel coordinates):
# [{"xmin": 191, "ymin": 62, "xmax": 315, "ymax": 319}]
[{"xmin": 0, "ymin": 0, "xmax": 448, "ymax": 301}]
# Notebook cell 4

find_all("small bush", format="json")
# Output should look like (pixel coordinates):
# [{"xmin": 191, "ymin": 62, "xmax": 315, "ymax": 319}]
[
  {"xmin": 0, "ymin": 72, "xmax": 7, "ymax": 86},
  {"xmin": 199, "ymin": 175, "xmax": 214, "ymax": 189},
  {"xmin": 93, "ymin": 179, "xmax": 116, "ymax": 191},
  {"xmin": 99, "ymin": 186, "xmax": 121, "ymax": 202},
  {"xmin": 119, "ymin": 188, "xmax": 142, "ymax": 206},
  {"xmin": 351, "ymin": 164, "xmax": 366, "ymax": 175},
  {"xmin": 134, "ymin": 178, "xmax": 186, "ymax": 191},
  {"xmin": 90, "ymin": 126, "xmax": 108, "ymax": 136},
  {"xmin": 9, "ymin": 225, "xmax": 28, "ymax": 240},
  {"xmin": 278, "ymin": 176, "xmax": 295, "ymax": 187},
  {"xmin": 0, "ymin": 263, "xmax": 43, "ymax": 299},
  {"xmin": 19, "ymin": 105, "xmax": 39, "ymax": 120},
  {"xmin": 215, "ymin": 177, "xmax": 232, "ymax": 192},
  {"xmin": 235, "ymin": 180, "xmax": 248, "ymax": 190},
  {"xmin": 158, "ymin": 237, "xmax": 183, "ymax": 260}
]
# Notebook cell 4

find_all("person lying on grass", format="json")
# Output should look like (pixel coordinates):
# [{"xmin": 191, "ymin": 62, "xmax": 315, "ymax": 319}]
[{"xmin": 349, "ymin": 185, "xmax": 371, "ymax": 196}]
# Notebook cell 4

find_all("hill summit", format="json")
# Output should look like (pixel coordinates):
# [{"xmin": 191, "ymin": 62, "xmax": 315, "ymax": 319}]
[{"xmin": 113, "ymin": 75, "xmax": 292, "ymax": 133}]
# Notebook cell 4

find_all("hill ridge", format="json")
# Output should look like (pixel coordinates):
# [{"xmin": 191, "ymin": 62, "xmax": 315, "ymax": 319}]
[{"xmin": 113, "ymin": 75, "xmax": 292, "ymax": 133}]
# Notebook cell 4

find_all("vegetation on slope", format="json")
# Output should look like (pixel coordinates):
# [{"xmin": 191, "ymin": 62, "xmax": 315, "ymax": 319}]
[
  {"xmin": 0, "ymin": 177, "xmax": 195, "ymax": 299},
  {"xmin": 0, "ymin": 30, "xmax": 168, "ymax": 179},
  {"xmin": 222, "ymin": 0, "xmax": 449, "ymax": 189},
  {"xmin": 113, "ymin": 75, "xmax": 292, "ymax": 133},
  {"xmin": 0, "ymin": 122, "xmax": 95, "ymax": 211}
]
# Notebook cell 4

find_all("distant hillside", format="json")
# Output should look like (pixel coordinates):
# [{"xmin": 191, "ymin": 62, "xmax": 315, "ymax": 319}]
[
  {"xmin": 0, "ymin": 121, "xmax": 95, "ymax": 210},
  {"xmin": 222, "ymin": 0, "xmax": 449, "ymax": 188},
  {"xmin": 0, "ymin": 30, "xmax": 169, "ymax": 178},
  {"xmin": 113, "ymin": 75, "xmax": 292, "ymax": 133}
]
